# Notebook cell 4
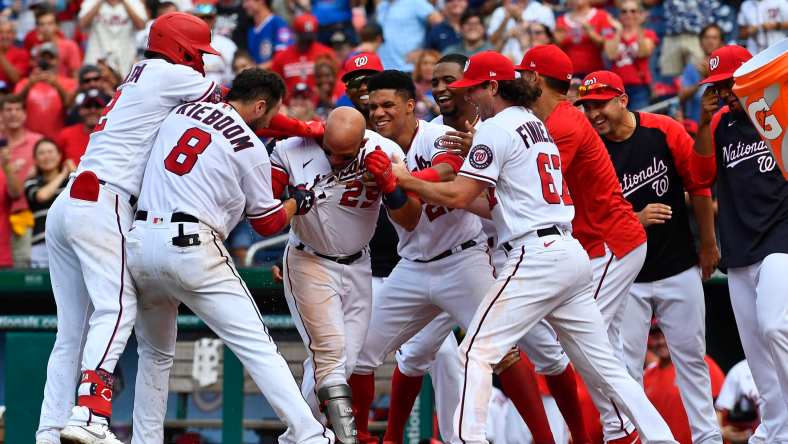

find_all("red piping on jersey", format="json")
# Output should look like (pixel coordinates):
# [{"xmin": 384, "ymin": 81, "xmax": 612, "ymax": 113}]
[
  {"xmin": 96, "ymin": 195, "xmax": 125, "ymax": 371},
  {"xmin": 249, "ymin": 205, "xmax": 288, "ymax": 236}
]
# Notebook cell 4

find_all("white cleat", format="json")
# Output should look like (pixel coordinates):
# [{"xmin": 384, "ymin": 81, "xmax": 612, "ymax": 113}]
[{"xmin": 60, "ymin": 424, "xmax": 123, "ymax": 444}]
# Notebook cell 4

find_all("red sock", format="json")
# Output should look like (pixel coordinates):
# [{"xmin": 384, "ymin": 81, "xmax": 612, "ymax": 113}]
[
  {"xmin": 349, "ymin": 373, "xmax": 376, "ymax": 441},
  {"xmin": 498, "ymin": 352, "xmax": 555, "ymax": 444},
  {"xmin": 545, "ymin": 364, "xmax": 592, "ymax": 444},
  {"xmin": 382, "ymin": 365, "xmax": 424, "ymax": 443}
]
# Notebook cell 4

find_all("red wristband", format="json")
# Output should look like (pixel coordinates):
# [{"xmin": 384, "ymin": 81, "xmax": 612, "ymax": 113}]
[{"xmin": 412, "ymin": 167, "xmax": 441, "ymax": 182}]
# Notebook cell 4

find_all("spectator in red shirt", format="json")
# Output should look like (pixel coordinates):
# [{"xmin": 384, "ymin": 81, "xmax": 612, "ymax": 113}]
[
  {"xmin": 0, "ymin": 20, "xmax": 31, "ymax": 89},
  {"xmin": 14, "ymin": 43, "xmax": 78, "ymax": 139},
  {"xmin": 554, "ymin": 0, "xmax": 616, "ymax": 78},
  {"xmin": 25, "ymin": 7, "xmax": 83, "ymax": 79},
  {"xmin": 603, "ymin": 0, "xmax": 658, "ymax": 111},
  {"xmin": 270, "ymin": 14, "xmax": 336, "ymax": 98},
  {"xmin": 57, "ymin": 88, "xmax": 108, "ymax": 166},
  {"xmin": 1, "ymin": 94, "xmax": 43, "ymax": 267},
  {"xmin": 643, "ymin": 326, "xmax": 725, "ymax": 444},
  {"xmin": 0, "ymin": 140, "xmax": 18, "ymax": 268}
]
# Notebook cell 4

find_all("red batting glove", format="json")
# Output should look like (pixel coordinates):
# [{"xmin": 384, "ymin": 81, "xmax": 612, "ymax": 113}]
[{"xmin": 364, "ymin": 150, "xmax": 397, "ymax": 193}]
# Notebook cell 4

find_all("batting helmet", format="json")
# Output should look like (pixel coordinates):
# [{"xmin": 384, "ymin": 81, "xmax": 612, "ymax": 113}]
[{"xmin": 146, "ymin": 12, "xmax": 220, "ymax": 76}]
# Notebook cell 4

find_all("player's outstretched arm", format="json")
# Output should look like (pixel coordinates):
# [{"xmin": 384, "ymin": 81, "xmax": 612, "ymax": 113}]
[
  {"xmin": 365, "ymin": 150, "xmax": 421, "ymax": 231},
  {"xmin": 394, "ymin": 156, "xmax": 486, "ymax": 210}
]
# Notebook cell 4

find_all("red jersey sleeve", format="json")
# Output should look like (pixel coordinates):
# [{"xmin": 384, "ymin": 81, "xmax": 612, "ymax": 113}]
[
  {"xmin": 271, "ymin": 163, "xmax": 289, "ymax": 198},
  {"xmin": 432, "ymin": 152, "xmax": 464, "ymax": 173},
  {"xmin": 547, "ymin": 114, "xmax": 582, "ymax": 172},
  {"xmin": 646, "ymin": 113, "xmax": 712, "ymax": 197}
]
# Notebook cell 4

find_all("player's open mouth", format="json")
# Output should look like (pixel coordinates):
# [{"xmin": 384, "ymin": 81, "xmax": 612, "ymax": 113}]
[
  {"xmin": 592, "ymin": 116, "xmax": 607, "ymax": 128},
  {"xmin": 375, "ymin": 119, "xmax": 390, "ymax": 130},
  {"xmin": 360, "ymin": 94, "xmax": 369, "ymax": 101},
  {"xmin": 436, "ymin": 95, "xmax": 452, "ymax": 105}
]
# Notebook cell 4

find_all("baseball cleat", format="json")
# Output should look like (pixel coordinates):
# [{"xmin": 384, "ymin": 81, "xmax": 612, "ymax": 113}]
[
  {"xmin": 60, "ymin": 424, "xmax": 123, "ymax": 444},
  {"xmin": 605, "ymin": 430, "xmax": 641, "ymax": 444}
]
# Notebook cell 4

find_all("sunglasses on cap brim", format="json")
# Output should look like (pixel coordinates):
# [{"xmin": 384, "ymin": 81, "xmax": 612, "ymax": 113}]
[{"xmin": 577, "ymin": 82, "xmax": 624, "ymax": 97}]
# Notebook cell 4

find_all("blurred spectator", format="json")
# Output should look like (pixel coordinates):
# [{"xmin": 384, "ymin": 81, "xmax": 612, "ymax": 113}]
[
  {"xmin": 411, "ymin": 49, "xmax": 439, "ymax": 119},
  {"xmin": 287, "ymin": 81, "xmax": 318, "ymax": 120},
  {"xmin": 270, "ymin": 13, "xmax": 336, "ymax": 95},
  {"xmin": 79, "ymin": 0, "xmax": 148, "ymax": 78},
  {"xmin": 603, "ymin": 0, "xmax": 657, "ymax": 110},
  {"xmin": 643, "ymin": 326, "xmax": 725, "ymax": 444},
  {"xmin": 193, "ymin": 0, "xmax": 237, "ymax": 85},
  {"xmin": 24, "ymin": 137, "xmax": 73, "ymax": 267},
  {"xmin": 65, "ymin": 64, "xmax": 108, "ymax": 124},
  {"xmin": 231, "ymin": 48, "xmax": 255, "ymax": 74},
  {"xmin": 716, "ymin": 360, "xmax": 761, "ymax": 444},
  {"xmin": 135, "ymin": 1, "xmax": 178, "ymax": 57},
  {"xmin": 424, "ymin": 0, "xmax": 466, "ymax": 52},
  {"xmin": 0, "ymin": 19, "xmax": 30, "ymax": 88},
  {"xmin": 375, "ymin": 0, "xmax": 442, "ymax": 71},
  {"xmin": 526, "ymin": 22, "xmax": 554, "ymax": 47},
  {"xmin": 659, "ymin": 0, "xmax": 734, "ymax": 78},
  {"xmin": 14, "ymin": 43, "xmax": 77, "ymax": 139},
  {"xmin": 311, "ymin": 0, "xmax": 357, "ymax": 48},
  {"xmin": 0, "ymin": 138, "xmax": 16, "ymax": 268},
  {"xmin": 737, "ymin": 0, "xmax": 787, "ymax": 55},
  {"xmin": 354, "ymin": 21, "xmax": 383, "ymax": 55},
  {"xmin": 0, "ymin": 95, "xmax": 42, "ymax": 267},
  {"xmin": 96, "ymin": 58, "xmax": 123, "ymax": 91},
  {"xmin": 334, "ymin": 51, "xmax": 383, "ymax": 117},
  {"xmin": 442, "ymin": 9, "xmax": 492, "ymax": 57},
  {"xmin": 314, "ymin": 56, "xmax": 337, "ymax": 117},
  {"xmin": 679, "ymin": 24, "xmax": 723, "ymax": 124},
  {"xmin": 555, "ymin": 0, "xmax": 615, "ymax": 78},
  {"xmin": 57, "ymin": 88, "xmax": 109, "ymax": 166},
  {"xmin": 24, "ymin": 7, "xmax": 82, "ymax": 78},
  {"xmin": 243, "ymin": 0, "xmax": 291, "ymax": 67},
  {"xmin": 488, "ymin": 0, "xmax": 554, "ymax": 62}
]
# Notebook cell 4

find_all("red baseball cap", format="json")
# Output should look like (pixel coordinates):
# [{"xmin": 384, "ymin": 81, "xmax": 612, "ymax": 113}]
[
  {"xmin": 340, "ymin": 52, "xmax": 384, "ymax": 82},
  {"xmin": 700, "ymin": 45, "xmax": 753, "ymax": 85},
  {"xmin": 449, "ymin": 51, "xmax": 516, "ymax": 89},
  {"xmin": 515, "ymin": 44, "xmax": 573, "ymax": 81},
  {"xmin": 293, "ymin": 14, "xmax": 318, "ymax": 33},
  {"xmin": 574, "ymin": 70, "xmax": 626, "ymax": 104}
]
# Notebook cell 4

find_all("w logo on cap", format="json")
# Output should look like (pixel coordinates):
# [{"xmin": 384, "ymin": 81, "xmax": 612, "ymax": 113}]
[
  {"xmin": 355, "ymin": 55, "xmax": 368, "ymax": 67},
  {"xmin": 584, "ymin": 77, "xmax": 597, "ymax": 86},
  {"xmin": 709, "ymin": 56, "xmax": 720, "ymax": 71}
]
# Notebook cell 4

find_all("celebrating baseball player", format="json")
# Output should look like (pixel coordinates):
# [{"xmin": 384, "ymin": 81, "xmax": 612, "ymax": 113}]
[
  {"xmin": 691, "ymin": 45, "xmax": 788, "ymax": 443},
  {"xmin": 36, "ymin": 12, "xmax": 221, "ymax": 444},
  {"xmin": 392, "ymin": 51, "xmax": 678, "ymax": 444},
  {"xmin": 577, "ymin": 69, "xmax": 723, "ymax": 444},
  {"xmin": 271, "ymin": 106, "xmax": 419, "ymax": 443},
  {"xmin": 126, "ymin": 68, "xmax": 332, "ymax": 444}
]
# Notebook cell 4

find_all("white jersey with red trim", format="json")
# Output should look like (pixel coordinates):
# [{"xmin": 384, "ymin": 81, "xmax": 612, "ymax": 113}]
[
  {"xmin": 137, "ymin": 101, "xmax": 280, "ymax": 239},
  {"xmin": 395, "ymin": 119, "xmax": 485, "ymax": 261},
  {"xmin": 271, "ymin": 130, "xmax": 405, "ymax": 256},
  {"xmin": 458, "ymin": 106, "xmax": 574, "ymax": 246},
  {"xmin": 77, "ymin": 58, "xmax": 219, "ymax": 197}
]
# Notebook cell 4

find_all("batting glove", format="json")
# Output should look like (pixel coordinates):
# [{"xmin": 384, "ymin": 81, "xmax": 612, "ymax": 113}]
[
  {"xmin": 282, "ymin": 184, "xmax": 316, "ymax": 215},
  {"xmin": 364, "ymin": 150, "xmax": 397, "ymax": 193}
]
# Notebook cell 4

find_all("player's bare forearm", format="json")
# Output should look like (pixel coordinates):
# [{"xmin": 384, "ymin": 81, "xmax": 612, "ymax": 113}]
[
  {"xmin": 282, "ymin": 198, "xmax": 297, "ymax": 224},
  {"xmin": 465, "ymin": 195, "xmax": 492, "ymax": 219},
  {"xmin": 432, "ymin": 162, "xmax": 457, "ymax": 181},
  {"xmin": 387, "ymin": 196, "xmax": 422, "ymax": 231},
  {"xmin": 398, "ymin": 174, "xmax": 485, "ymax": 210},
  {"xmin": 690, "ymin": 194, "xmax": 719, "ymax": 280}
]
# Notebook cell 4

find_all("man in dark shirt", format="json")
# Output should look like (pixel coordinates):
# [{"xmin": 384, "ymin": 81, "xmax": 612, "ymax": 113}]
[
  {"xmin": 691, "ymin": 45, "xmax": 788, "ymax": 443},
  {"xmin": 578, "ymin": 70, "xmax": 724, "ymax": 444}
]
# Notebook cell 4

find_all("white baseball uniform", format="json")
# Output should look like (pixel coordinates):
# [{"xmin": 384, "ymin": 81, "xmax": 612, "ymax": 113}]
[
  {"xmin": 37, "ymin": 59, "xmax": 218, "ymax": 439},
  {"xmin": 125, "ymin": 101, "xmax": 334, "ymax": 444},
  {"xmin": 452, "ymin": 106, "xmax": 676, "ymax": 444},
  {"xmin": 270, "ymin": 131, "xmax": 404, "ymax": 441}
]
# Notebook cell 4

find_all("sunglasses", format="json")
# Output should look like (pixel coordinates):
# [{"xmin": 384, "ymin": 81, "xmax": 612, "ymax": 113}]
[
  {"xmin": 81, "ymin": 76, "xmax": 101, "ymax": 83},
  {"xmin": 345, "ymin": 75, "xmax": 370, "ymax": 90},
  {"xmin": 577, "ymin": 82, "xmax": 624, "ymax": 97}
]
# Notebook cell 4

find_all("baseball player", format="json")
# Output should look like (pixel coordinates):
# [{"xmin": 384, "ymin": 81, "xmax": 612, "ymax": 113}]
[
  {"xmin": 577, "ymin": 69, "xmax": 723, "ymax": 444},
  {"xmin": 392, "ymin": 51, "xmax": 677, "ymax": 444},
  {"xmin": 691, "ymin": 45, "xmax": 788, "ymax": 442},
  {"xmin": 126, "ymin": 69, "xmax": 333, "ymax": 444},
  {"xmin": 37, "ymin": 12, "xmax": 221, "ymax": 444},
  {"xmin": 271, "ymin": 107, "xmax": 419, "ymax": 443},
  {"xmin": 349, "ymin": 70, "xmax": 556, "ymax": 444}
]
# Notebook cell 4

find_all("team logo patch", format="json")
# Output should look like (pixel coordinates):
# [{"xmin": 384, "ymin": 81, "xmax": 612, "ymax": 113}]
[
  {"xmin": 434, "ymin": 135, "xmax": 454, "ymax": 150},
  {"xmin": 584, "ymin": 77, "xmax": 597, "ymax": 86},
  {"xmin": 469, "ymin": 144, "xmax": 493, "ymax": 169},
  {"xmin": 709, "ymin": 56, "xmax": 720, "ymax": 71},
  {"xmin": 355, "ymin": 55, "xmax": 369, "ymax": 67}
]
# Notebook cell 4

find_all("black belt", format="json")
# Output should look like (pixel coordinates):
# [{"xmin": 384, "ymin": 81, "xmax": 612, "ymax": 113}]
[
  {"xmin": 97, "ymin": 179, "xmax": 138, "ymax": 207},
  {"xmin": 295, "ymin": 243, "xmax": 363, "ymax": 265},
  {"xmin": 414, "ymin": 239, "xmax": 477, "ymax": 263},
  {"xmin": 135, "ymin": 210, "xmax": 201, "ymax": 247},
  {"xmin": 502, "ymin": 226, "xmax": 561, "ymax": 252},
  {"xmin": 135, "ymin": 210, "xmax": 199, "ymax": 223}
]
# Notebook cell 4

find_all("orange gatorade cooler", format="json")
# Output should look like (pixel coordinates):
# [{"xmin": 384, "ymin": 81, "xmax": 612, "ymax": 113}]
[{"xmin": 733, "ymin": 38, "xmax": 788, "ymax": 180}]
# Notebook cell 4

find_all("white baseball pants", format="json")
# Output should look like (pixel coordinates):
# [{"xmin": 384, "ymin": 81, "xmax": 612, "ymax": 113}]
[
  {"xmin": 452, "ymin": 233, "xmax": 674, "ymax": 444},
  {"xmin": 126, "ymin": 219, "xmax": 334, "ymax": 444},
  {"xmin": 279, "ymin": 243, "xmax": 372, "ymax": 442},
  {"xmin": 623, "ymin": 266, "xmax": 722, "ymax": 444},
  {"xmin": 727, "ymin": 253, "xmax": 788, "ymax": 443},
  {"xmin": 37, "ymin": 182, "xmax": 138, "ymax": 440}
]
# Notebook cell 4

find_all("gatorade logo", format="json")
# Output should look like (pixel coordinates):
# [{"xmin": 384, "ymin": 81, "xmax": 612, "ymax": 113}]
[
  {"xmin": 355, "ymin": 56, "xmax": 368, "ymax": 68},
  {"xmin": 747, "ymin": 97, "xmax": 784, "ymax": 140},
  {"xmin": 709, "ymin": 56, "xmax": 720, "ymax": 71}
]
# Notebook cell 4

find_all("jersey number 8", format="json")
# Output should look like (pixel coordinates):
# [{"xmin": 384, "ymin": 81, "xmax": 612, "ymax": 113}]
[{"xmin": 164, "ymin": 128, "xmax": 213, "ymax": 176}]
